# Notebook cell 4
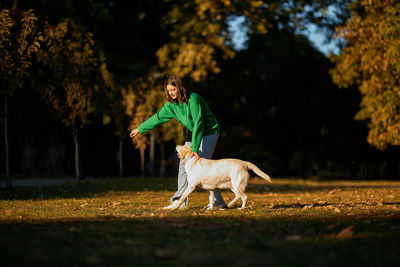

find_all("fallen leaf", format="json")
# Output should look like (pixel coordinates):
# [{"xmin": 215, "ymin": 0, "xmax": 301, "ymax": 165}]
[
  {"xmin": 153, "ymin": 249, "xmax": 174, "ymax": 259},
  {"xmin": 286, "ymin": 235, "xmax": 301, "ymax": 241},
  {"xmin": 336, "ymin": 225, "xmax": 355, "ymax": 239}
]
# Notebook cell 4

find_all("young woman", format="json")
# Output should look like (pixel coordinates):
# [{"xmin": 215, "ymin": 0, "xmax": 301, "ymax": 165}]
[{"xmin": 130, "ymin": 74, "xmax": 225, "ymax": 209}]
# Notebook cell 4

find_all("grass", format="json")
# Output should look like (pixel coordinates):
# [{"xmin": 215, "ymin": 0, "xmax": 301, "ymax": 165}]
[{"xmin": 1, "ymin": 177, "xmax": 400, "ymax": 267}]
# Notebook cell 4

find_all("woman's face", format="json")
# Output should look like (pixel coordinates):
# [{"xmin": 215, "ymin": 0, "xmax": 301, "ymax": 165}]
[{"xmin": 167, "ymin": 84, "xmax": 178, "ymax": 100}]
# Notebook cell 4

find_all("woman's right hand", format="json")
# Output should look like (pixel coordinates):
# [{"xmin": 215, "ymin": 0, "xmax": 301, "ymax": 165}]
[{"xmin": 130, "ymin": 129, "xmax": 139, "ymax": 138}]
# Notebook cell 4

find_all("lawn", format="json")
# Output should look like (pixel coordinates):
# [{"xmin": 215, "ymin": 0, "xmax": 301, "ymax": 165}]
[{"xmin": 1, "ymin": 177, "xmax": 399, "ymax": 267}]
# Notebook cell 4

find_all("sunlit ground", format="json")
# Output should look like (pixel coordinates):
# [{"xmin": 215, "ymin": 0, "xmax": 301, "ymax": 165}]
[{"xmin": 1, "ymin": 177, "xmax": 399, "ymax": 266}]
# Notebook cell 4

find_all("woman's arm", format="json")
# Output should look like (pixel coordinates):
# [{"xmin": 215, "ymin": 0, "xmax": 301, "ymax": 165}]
[{"xmin": 131, "ymin": 103, "xmax": 174, "ymax": 137}]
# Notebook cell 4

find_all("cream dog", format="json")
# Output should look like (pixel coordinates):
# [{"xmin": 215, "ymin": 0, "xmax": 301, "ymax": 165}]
[{"xmin": 168, "ymin": 145, "xmax": 272, "ymax": 211}]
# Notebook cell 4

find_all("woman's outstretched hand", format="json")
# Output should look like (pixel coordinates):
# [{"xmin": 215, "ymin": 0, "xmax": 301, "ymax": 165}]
[{"xmin": 130, "ymin": 129, "xmax": 139, "ymax": 138}]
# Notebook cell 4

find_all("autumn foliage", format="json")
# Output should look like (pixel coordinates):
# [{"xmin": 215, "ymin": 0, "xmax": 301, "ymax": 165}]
[{"xmin": 330, "ymin": 0, "xmax": 400, "ymax": 150}]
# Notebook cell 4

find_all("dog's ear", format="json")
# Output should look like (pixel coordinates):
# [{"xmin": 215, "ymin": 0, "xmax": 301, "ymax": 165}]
[
  {"xmin": 178, "ymin": 146, "xmax": 187, "ymax": 158},
  {"xmin": 177, "ymin": 153, "xmax": 183, "ymax": 160},
  {"xmin": 176, "ymin": 146, "xmax": 184, "ymax": 159}
]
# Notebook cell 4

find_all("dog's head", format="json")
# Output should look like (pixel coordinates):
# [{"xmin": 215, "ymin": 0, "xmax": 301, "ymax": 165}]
[{"xmin": 176, "ymin": 145, "xmax": 192, "ymax": 161}]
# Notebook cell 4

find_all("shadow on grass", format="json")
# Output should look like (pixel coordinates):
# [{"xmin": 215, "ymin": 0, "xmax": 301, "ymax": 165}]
[
  {"xmin": 1, "ymin": 177, "xmax": 400, "ymax": 200},
  {"xmin": 1, "ymin": 214, "xmax": 400, "ymax": 267}
]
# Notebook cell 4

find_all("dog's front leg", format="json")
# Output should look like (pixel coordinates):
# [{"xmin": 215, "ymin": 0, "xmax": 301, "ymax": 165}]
[
  {"xmin": 208, "ymin": 190, "xmax": 215, "ymax": 210},
  {"xmin": 171, "ymin": 185, "xmax": 196, "ymax": 211}
]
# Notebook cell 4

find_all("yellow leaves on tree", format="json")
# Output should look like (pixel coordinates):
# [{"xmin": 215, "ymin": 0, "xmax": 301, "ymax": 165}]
[
  {"xmin": 0, "ymin": 9, "xmax": 42, "ymax": 95},
  {"xmin": 157, "ymin": 43, "xmax": 221, "ymax": 82},
  {"xmin": 156, "ymin": 0, "xmax": 270, "ymax": 82},
  {"xmin": 99, "ymin": 56, "xmax": 132, "ymax": 140},
  {"xmin": 330, "ymin": 0, "xmax": 400, "ymax": 150},
  {"xmin": 38, "ymin": 19, "xmax": 98, "ymax": 131}
]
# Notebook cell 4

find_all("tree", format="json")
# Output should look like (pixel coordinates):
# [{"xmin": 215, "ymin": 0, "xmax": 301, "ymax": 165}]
[
  {"xmin": 330, "ymin": 0, "xmax": 400, "ymax": 150},
  {"xmin": 0, "ymin": 8, "xmax": 42, "ymax": 188},
  {"xmin": 98, "ymin": 55, "xmax": 131, "ymax": 178},
  {"xmin": 123, "ymin": 83, "xmax": 148, "ymax": 178},
  {"xmin": 37, "ymin": 19, "xmax": 98, "ymax": 181}
]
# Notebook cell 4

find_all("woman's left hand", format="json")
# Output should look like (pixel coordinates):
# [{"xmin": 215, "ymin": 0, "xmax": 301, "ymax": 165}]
[{"xmin": 190, "ymin": 152, "xmax": 199, "ymax": 158}]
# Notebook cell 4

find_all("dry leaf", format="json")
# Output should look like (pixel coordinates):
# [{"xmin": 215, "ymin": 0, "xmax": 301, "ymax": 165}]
[
  {"xmin": 286, "ymin": 235, "xmax": 301, "ymax": 241},
  {"xmin": 336, "ymin": 225, "xmax": 355, "ymax": 239},
  {"xmin": 153, "ymin": 249, "xmax": 174, "ymax": 259}
]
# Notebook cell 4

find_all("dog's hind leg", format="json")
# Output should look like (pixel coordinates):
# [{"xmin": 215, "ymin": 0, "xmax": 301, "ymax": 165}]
[
  {"xmin": 237, "ymin": 189, "xmax": 248, "ymax": 210},
  {"xmin": 170, "ymin": 185, "xmax": 196, "ymax": 211},
  {"xmin": 227, "ymin": 188, "xmax": 240, "ymax": 208}
]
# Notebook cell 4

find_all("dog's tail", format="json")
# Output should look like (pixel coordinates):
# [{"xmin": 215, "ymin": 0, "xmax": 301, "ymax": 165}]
[{"xmin": 246, "ymin": 162, "xmax": 272, "ymax": 183}]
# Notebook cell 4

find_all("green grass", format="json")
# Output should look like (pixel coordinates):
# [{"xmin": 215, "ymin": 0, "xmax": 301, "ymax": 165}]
[{"xmin": 1, "ymin": 177, "xmax": 400, "ymax": 266}]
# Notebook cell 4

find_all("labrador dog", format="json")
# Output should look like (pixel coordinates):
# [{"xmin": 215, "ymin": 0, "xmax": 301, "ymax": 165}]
[{"xmin": 168, "ymin": 145, "xmax": 272, "ymax": 211}]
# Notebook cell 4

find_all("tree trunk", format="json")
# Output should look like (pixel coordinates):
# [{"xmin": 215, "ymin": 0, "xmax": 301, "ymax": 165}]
[
  {"xmin": 73, "ymin": 129, "xmax": 80, "ymax": 182},
  {"xmin": 140, "ymin": 147, "xmax": 145, "ymax": 178},
  {"xmin": 118, "ymin": 138, "xmax": 123, "ymax": 178},
  {"xmin": 4, "ymin": 97, "xmax": 12, "ymax": 189},
  {"xmin": 160, "ymin": 142, "xmax": 166, "ymax": 177},
  {"xmin": 149, "ymin": 132, "xmax": 155, "ymax": 177},
  {"xmin": 12, "ymin": 0, "xmax": 19, "ymax": 9}
]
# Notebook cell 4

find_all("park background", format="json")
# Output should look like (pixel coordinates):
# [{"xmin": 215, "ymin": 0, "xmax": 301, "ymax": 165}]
[
  {"xmin": 1, "ymin": 1, "xmax": 400, "ymax": 266},
  {"xmin": 1, "ymin": 0, "xmax": 400, "ymax": 185}
]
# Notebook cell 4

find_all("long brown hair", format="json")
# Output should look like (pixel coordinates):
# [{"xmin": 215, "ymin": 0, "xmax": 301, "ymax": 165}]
[{"xmin": 163, "ymin": 74, "xmax": 189, "ymax": 103}]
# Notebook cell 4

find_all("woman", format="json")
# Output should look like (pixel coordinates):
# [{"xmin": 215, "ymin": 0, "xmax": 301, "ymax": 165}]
[{"xmin": 130, "ymin": 74, "xmax": 225, "ymax": 209}]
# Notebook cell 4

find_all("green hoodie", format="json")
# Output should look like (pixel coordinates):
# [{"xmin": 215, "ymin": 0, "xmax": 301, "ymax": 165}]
[{"xmin": 137, "ymin": 91, "xmax": 219, "ymax": 152}]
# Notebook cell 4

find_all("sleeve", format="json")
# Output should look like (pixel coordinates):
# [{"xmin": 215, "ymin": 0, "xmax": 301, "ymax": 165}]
[
  {"xmin": 190, "ymin": 102, "xmax": 205, "ymax": 153},
  {"xmin": 137, "ymin": 103, "xmax": 173, "ymax": 133}
]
